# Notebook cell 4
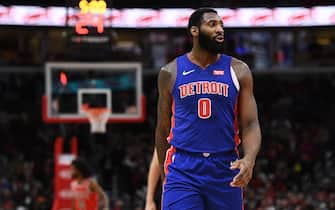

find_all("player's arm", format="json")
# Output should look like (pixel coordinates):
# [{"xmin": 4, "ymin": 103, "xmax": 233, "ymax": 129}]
[
  {"xmin": 89, "ymin": 179, "xmax": 109, "ymax": 210},
  {"xmin": 155, "ymin": 61, "xmax": 175, "ymax": 180},
  {"xmin": 230, "ymin": 58, "xmax": 262, "ymax": 188},
  {"xmin": 72, "ymin": 199, "xmax": 75, "ymax": 210},
  {"xmin": 145, "ymin": 148, "xmax": 160, "ymax": 210}
]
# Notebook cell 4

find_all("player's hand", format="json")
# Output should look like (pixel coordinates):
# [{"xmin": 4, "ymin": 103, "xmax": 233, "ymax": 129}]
[
  {"xmin": 145, "ymin": 200, "xmax": 157, "ymax": 210},
  {"xmin": 230, "ymin": 158, "xmax": 255, "ymax": 188}
]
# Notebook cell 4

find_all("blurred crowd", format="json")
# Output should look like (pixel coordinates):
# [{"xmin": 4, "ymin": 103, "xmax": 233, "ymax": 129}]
[
  {"xmin": 2, "ymin": 28, "xmax": 335, "ymax": 72},
  {"xmin": 0, "ymin": 73, "xmax": 53, "ymax": 210},
  {"xmin": 0, "ymin": 72, "xmax": 334, "ymax": 210}
]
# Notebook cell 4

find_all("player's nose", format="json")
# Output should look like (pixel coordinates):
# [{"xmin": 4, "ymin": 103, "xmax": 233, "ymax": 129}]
[{"xmin": 216, "ymin": 25, "xmax": 224, "ymax": 34}]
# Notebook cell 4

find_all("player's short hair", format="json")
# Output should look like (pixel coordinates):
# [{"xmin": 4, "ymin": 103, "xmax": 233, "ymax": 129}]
[
  {"xmin": 71, "ymin": 158, "xmax": 92, "ymax": 178},
  {"xmin": 187, "ymin": 8, "xmax": 218, "ymax": 36}
]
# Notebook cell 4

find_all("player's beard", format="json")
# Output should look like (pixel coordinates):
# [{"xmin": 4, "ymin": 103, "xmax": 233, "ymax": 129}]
[{"xmin": 198, "ymin": 30, "xmax": 224, "ymax": 54}]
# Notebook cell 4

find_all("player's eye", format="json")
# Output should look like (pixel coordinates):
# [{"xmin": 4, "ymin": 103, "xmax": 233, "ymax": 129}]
[{"xmin": 208, "ymin": 21, "xmax": 217, "ymax": 27}]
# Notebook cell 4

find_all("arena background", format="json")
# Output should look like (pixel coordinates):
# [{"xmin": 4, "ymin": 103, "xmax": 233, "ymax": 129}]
[{"xmin": 0, "ymin": 0, "xmax": 335, "ymax": 209}]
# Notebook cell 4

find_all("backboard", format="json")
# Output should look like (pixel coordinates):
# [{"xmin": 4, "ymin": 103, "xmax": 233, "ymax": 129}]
[{"xmin": 43, "ymin": 62, "xmax": 145, "ymax": 123}]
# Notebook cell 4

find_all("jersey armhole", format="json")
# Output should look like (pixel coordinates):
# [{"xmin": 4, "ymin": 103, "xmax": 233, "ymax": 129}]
[
  {"xmin": 170, "ymin": 60, "xmax": 177, "ymax": 94},
  {"xmin": 230, "ymin": 66, "xmax": 240, "ymax": 91}
]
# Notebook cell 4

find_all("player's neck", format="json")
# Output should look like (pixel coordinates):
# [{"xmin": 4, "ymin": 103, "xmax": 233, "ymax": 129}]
[
  {"xmin": 77, "ymin": 176, "xmax": 84, "ymax": 183},
  {"xmin": 189, "ymin": 47, "xmax": 220, "ymax": 69}
]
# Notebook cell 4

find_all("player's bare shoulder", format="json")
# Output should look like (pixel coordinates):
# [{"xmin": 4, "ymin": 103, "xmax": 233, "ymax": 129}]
[
  {"xmin": 158, "ymin": 59, "xmax": 177, "ymax": 93},
  {"xmin": 161, "ymin": 59, "xmax": 177, "ymax": 74},
  {"xmin": 231, "ymin": 57, "xmax": 253, "ymax": 86},
  {"xmin": 231, "ymin": 57, "xmax": 251, "ymax": 79}
]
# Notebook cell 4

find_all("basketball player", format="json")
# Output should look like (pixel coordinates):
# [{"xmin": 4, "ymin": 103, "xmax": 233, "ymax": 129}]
[
  {"xmin": 155, "ymin": 8, "xmax": 262, "ymax": 210},
  {"xmin": 70, "ymin": 158, "xmax": 109, "ymax": 210},
  {"xmin": 145, "ymin": 149, "xmax": 160, "ymax": 210}
]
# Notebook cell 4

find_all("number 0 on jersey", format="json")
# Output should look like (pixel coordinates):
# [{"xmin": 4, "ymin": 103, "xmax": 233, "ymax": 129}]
[{"xmin": 198, "ymin": 98, "xmax": 212, "ymax": 119}]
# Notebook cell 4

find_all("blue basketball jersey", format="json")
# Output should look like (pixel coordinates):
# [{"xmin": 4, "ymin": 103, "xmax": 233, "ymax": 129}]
[{"xmin": 168, "ymin": 54, "xmax": 240, "ymax": 156}]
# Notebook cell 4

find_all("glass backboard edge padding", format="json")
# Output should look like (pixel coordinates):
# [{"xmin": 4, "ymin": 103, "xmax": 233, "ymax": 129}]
[
  {"xmin": 45, "ymin": 62, "xmax": 52, "ymax": 121},
  {"xmin": 44, "ymin": 62, "xmax": 142, "ymax": 122},
  {"xmin": 45, "ymin": 62, "xmax": 142, "ymax": 70},
  {"xmin": 136, "ymin": 62, "xmax": 143, "ymax": 122}
]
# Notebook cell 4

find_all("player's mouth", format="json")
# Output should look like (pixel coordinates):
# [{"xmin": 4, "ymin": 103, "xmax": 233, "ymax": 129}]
[{"xmin": 215, "ymin": 35, "xmax": 224, "ymax": 42}]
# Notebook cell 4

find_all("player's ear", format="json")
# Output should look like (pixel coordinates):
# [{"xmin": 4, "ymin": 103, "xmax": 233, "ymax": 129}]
[{"xmin": 190, "ymin": 26, "xmax": 199, "ymax": 37}]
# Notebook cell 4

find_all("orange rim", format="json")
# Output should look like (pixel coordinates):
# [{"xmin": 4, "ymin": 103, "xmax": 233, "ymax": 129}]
[{"xmin": 81, "ymin": 105, "xmax": 110, "ymax": 117}]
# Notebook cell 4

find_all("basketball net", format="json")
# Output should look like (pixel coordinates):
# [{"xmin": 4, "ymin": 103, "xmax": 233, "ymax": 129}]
[{"xmin": 81, "ymin": 105, "xmax": 110, "ymax": 133}]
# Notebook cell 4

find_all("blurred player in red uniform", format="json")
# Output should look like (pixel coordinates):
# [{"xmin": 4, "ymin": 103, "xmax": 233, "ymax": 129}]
[{"xmin": 70, "ymin": 158, "xmax": 109, "ymax": 210}]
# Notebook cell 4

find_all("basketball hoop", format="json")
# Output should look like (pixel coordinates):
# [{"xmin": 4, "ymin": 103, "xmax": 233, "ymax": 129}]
[{"xmin": 81, "ymin": 104, "xmax": 110, "ymax": 133}]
